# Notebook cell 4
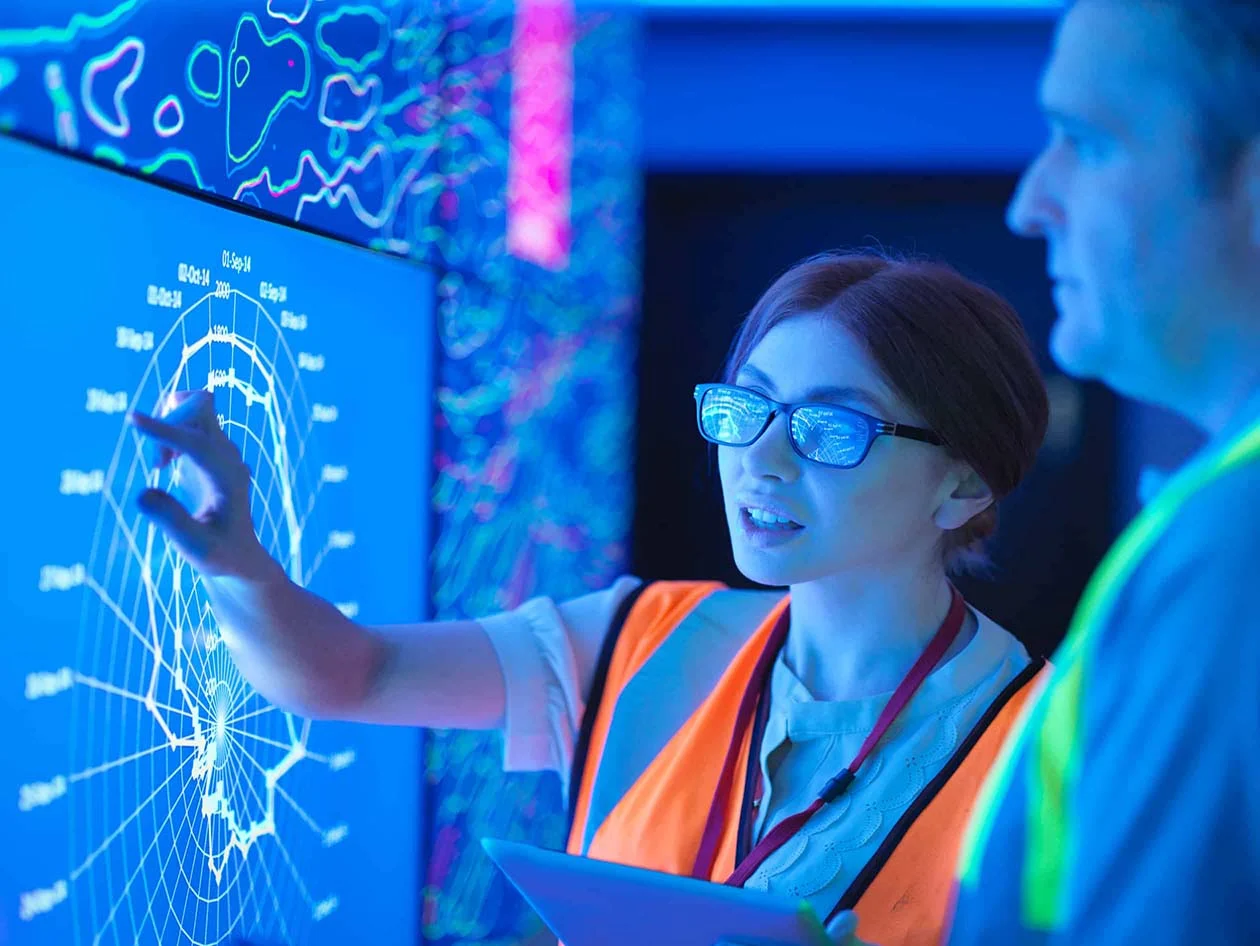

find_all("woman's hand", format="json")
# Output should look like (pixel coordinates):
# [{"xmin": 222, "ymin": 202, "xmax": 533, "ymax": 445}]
[
  {"xmin": 127, "ymin": 389, "xmax": 281, "ymax": 583},
  {"xmin": 125, "ymin": 388, "xmax": 509, "ymax": 727},
  {"xmin": 821, "ymin": 911, "xmax": 873, "ymax": 945}
]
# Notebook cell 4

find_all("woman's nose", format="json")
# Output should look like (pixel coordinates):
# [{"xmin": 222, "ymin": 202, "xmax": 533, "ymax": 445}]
[{"xmin": 740, "ymin": 412, "xmax": 800, "ymax": 481}]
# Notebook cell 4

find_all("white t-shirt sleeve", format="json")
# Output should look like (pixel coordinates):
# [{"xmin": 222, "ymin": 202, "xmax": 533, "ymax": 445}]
[{"xmin": 477, "ymin": 575, "xmax": 643, "ymax": 791}]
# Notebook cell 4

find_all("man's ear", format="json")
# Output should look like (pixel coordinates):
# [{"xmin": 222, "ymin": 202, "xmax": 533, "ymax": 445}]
[{"xmin": 933, "ymin": 466, "xmax": 994, "ymax": 532}]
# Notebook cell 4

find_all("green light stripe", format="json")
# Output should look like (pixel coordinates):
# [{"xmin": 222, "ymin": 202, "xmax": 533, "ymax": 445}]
[{"xmin": 1025, "ymin": 654, "xmax": 1083, "ymax": 925}]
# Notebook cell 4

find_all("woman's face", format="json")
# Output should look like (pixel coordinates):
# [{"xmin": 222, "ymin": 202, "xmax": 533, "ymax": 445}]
[{"xmin": 718, "ymin": 314, "xmax": 960, "ymax": 587}]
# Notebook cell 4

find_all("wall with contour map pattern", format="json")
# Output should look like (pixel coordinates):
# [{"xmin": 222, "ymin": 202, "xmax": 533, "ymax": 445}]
[{"xmin": 0, "ymin": 2, "xmax": 641, "ymax": 943}]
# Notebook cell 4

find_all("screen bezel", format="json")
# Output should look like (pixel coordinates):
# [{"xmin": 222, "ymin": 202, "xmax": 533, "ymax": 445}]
[{"xmin": 1, "ymin": 127, "xmax": 438, "ymax": 278}]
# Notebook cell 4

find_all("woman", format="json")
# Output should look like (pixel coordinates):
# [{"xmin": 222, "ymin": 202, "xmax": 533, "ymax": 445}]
[{"xmin": 129, "ymin": 251, "xmax": 1050, "ymax": 946}]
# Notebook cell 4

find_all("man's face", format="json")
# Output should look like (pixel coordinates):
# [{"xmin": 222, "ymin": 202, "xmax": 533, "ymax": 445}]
[{"xmin": 1007, "ymin": 0, "xmax": 1254, "ymax": 408}]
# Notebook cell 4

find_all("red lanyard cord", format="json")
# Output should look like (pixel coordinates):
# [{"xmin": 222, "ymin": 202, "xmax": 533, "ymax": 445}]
[{"xmin": 691, "ymin": 587, "xmax": 968, "ymax": 887}]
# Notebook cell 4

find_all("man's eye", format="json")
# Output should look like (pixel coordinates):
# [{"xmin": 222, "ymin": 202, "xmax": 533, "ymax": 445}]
[{"xmin": 1058, "ymin": 128, "xmax": 1106, "ymax": 162}]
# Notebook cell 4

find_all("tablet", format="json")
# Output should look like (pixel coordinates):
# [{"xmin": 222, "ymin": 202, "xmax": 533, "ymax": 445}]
[{"xmin": 481, "ymin": 838, "xmax": 831, "ymax": 946}]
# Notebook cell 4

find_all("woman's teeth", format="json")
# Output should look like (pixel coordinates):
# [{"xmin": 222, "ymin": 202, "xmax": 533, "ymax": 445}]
[{"xmin": 745, "ymin": 508, "xmax": 801, "ymax": 529}]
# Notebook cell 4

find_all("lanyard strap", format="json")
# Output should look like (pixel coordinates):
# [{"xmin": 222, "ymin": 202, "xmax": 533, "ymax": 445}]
[{"xmin": 691, "ymin": 586, "xmax": 968, "ymax": 884}]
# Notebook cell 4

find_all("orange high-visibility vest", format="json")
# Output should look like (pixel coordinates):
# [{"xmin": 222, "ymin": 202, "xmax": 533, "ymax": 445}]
[{"xmin": 566, "ymin": 581, "xmax": 1048, "ymax": 946}]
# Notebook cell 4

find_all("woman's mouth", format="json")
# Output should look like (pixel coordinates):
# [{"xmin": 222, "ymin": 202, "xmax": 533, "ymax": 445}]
[{"xmin": 739, "ymin": 506, "xmax": 805, "ymax": 547}]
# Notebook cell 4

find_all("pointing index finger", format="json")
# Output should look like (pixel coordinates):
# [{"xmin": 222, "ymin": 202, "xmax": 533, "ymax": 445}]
[{"xmin": 127, "ymin": 408, "xmax": 203, "ymax": 449}]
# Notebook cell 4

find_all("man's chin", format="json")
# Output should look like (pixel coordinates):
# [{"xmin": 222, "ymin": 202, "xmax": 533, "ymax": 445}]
[{"xmin": 1048, "ymin": 318, "xmax": 1107, "ymax": 382}]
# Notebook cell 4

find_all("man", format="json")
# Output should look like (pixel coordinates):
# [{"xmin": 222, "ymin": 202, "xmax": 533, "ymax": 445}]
[
  {"xmin": 758, "ymin": 4, "xmax": 1257, "ymax": 943},
  {"xmin": 943, "ymin": 1, "xmax": 1260, "ymax": 943}
]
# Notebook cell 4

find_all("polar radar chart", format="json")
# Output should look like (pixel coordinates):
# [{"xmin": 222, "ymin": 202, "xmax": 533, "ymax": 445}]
[{"xmin": 0, "ymin": 132, "xmax": 433, "ymax": 946}]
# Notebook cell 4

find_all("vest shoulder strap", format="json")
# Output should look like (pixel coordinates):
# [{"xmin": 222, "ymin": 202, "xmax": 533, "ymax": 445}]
[
  {"xmin": 567, "ymin": 580, "xmax": 650, "ymax": 818},
  {"xmin": 841, "ymin": 656, "xmax": 1051, "ymax": 945},
  {"xmin": 569, "ymin": 581, "xmax": 784, "ymax": 854}
]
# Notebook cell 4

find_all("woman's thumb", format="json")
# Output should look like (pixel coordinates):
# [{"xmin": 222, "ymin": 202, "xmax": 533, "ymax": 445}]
[{"xmin": 825, "ymin": 910, "xmax": 859, "ymax": 943}]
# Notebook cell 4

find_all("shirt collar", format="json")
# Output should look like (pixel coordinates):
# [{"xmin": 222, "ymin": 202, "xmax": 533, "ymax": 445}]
[
  {"xmin": 765, "ymin": 607, "xmax": 1028, "ymax": 743},
  {"xmin": 1137, "ymin": 384, "xmax": 1260, "ymax": 508},
  {"xmin": 1213, "ymin": 383, "xmax": 1260, "ymax": 449}
]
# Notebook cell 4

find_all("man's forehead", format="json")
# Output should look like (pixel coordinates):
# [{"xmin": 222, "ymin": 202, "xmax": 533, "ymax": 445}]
[{"xmin": 1040, "ymin": 1, "xmax": 1188, "ymax": 122}]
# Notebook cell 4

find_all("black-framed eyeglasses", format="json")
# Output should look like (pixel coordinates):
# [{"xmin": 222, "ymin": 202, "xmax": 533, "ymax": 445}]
[{"xmin": 693, "ymin": 383, "xmax": 944, "ymax": 470}]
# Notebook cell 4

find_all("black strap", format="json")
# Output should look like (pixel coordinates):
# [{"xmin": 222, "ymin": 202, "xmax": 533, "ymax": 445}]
[
  {"xmin": 566, "ymin": 581, "xmax": 651, "ymax": 833},
  {"xmin": 735, "ymin": 659, "xmax": 775, "ymax": 863},
  {"xmin": 826, "ymin": 654, "xmax": 1048, "ymax": 922}
]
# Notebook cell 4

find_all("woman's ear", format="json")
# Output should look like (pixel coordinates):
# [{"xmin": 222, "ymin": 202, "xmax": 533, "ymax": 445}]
[{"xmin": 933, "ymin": 466, "xmax": 994, "ymax": 531}]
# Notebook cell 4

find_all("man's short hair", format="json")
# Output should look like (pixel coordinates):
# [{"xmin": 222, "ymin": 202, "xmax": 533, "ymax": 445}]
[{"xmin": 1145, "ymin": 0, "xmax": 1260, "ymax": 181}]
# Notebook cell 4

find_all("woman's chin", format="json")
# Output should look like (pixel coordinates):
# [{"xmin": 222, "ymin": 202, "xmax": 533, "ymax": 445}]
[{"xmin": 732, "ymin": 546, "xmax": 806, "ymax": 589}]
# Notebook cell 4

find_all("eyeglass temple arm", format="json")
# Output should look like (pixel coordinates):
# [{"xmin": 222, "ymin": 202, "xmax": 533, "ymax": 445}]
[{"xmin": 876, "ymin": 421, "xmax": 944, "ymax": 446}]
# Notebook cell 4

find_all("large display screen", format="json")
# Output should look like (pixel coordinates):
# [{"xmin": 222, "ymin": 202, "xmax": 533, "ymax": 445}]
[{"xmin": 0, "ymin": 131, "xmax": 434, "ymax": 946}]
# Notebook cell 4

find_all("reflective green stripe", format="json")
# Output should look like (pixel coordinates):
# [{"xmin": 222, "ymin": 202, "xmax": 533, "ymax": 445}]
[
  {"xmin": 1019, "ymin": 417, "xmax": 1260, "ymax": 928},
  {"xmin": 1025, "ymin": 653, "xmax": 1083, "ymax": 925},
  {"xmin": 956, "ymin": 415, "xmax": 1260, "ymax": 922}
]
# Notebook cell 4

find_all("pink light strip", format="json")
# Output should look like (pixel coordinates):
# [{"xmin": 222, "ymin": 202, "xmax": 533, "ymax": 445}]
[{"xmin": 506, "ymin": 0, "xmax": 575, "ymax": 272}]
